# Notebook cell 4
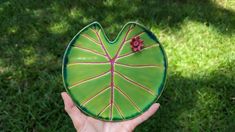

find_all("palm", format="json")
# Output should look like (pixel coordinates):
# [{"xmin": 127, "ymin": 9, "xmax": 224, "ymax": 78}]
[
  {"xmin": 61, "ymin": 92, "xmax": 160, "ymax": 132},
  {"xmin": 78, "ymin": 117, "xmax": 135, "ymax": 132}
]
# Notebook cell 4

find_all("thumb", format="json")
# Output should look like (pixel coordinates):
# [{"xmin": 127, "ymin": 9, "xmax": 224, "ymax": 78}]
[
  {"xmin": 129, "ymin": 103, "xmax": 160, "ymax": 128},
  {"xmin": 61, "ymin": 92, "xmax": 86, "ymax": 127}
]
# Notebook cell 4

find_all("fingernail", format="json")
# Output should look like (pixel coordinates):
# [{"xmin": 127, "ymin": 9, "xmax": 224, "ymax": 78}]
[
  {"xmin": 155, "ymin": 103, "xmax": 160, "ymax": 107},
  {"xmin": 61, "ymin": 92, "xmax": 65, "ymax": 98}
]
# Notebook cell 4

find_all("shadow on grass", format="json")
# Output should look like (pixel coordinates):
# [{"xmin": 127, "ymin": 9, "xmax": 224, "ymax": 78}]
[
  {"xmin": 1, "ymin": 0, "xmax": 235, "ymax": 64},
  {"xmin": 68, "ymin": 0, "xmax": 235, "ymax": 38},
  {"xmin": 137, "ymin": 62, "xmax": 235, "ymax": 131},
  {"xmin": 0, "ymin": 0, "xmax": 234, "ymax": 131}
]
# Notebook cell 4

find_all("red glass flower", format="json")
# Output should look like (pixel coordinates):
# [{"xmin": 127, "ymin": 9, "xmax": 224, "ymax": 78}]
[{"xmin": 130, "ymin": 36, "xmax": 144, "ymax": 52}]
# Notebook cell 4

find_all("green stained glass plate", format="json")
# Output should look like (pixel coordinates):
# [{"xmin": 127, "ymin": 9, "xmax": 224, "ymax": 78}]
[{"xmin": 62, "ymin": 22, "xmax": 167, "ymax": 121}]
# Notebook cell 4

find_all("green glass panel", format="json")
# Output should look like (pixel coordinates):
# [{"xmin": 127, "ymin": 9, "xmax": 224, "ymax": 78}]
[{"xmin": 62, "ymin": 22, "xmax": 167, "ymax": 121}]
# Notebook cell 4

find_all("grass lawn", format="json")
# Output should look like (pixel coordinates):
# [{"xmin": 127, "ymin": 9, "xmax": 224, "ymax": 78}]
[{"xmin": 0, "ymin": 0, "xmax": 235, "ymax": 131}]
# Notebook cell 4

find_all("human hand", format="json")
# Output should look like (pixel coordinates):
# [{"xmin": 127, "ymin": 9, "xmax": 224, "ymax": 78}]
[{"xmin": 61, "ymin": 92, "xmax": 160, "ymax": 132}]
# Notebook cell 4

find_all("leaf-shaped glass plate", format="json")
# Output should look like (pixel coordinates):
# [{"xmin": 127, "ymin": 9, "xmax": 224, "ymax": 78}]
[{"xmin": 62, "ymin": 22, "xmax": 167, "ymax": 121}]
